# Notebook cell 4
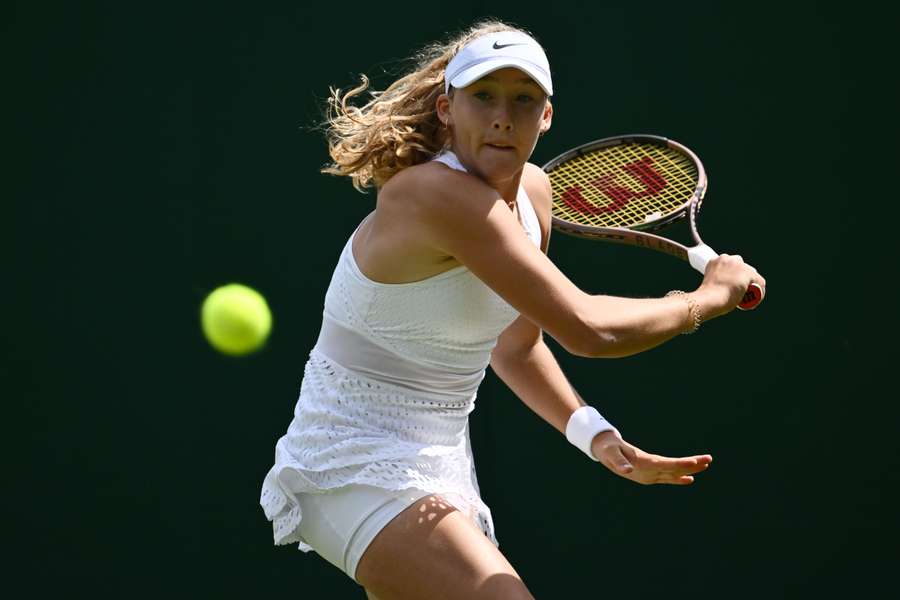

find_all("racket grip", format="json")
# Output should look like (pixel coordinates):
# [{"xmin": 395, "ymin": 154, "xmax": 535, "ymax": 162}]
[
  {"xmin": 738, "ymin": 283, "xmax": 764, "ymax": 311},
  {"xmin": 687, "ymin": 244, "xmax": 764, "ymax": 311}
]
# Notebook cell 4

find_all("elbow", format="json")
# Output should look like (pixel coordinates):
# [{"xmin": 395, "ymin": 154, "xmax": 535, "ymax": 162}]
[
  {"xmin": 578, "ymin": 330, "xmax": 625, "ymax": 358},
  {"xmin": 558, "ymin": 295, "xmax": 632, "ymax": 358},
  {"xmin": 563, "ymin": 300, "xmax": 620, "ymax": 358},
  {"xmin": 571, "ymin": 313, "xmax": 635, "ymax": 358},
  {"xmin": 563, "ymin": 321, "xmax": 620, "ymax": 358}
]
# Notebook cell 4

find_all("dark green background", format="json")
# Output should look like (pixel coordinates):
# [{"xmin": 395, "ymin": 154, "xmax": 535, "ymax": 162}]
[{"xmin": 8, "ymin": 2, "xmax": 897, "ymax": 598}]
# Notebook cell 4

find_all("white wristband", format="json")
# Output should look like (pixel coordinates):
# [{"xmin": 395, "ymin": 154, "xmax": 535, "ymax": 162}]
[{"xmin": 565, "ymin": 406, "xmax": 618, "ymax": 462}]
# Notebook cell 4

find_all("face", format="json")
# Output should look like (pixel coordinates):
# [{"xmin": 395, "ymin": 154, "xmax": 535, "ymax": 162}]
[{"xmin": 437, "ymin": 67, "xmax": 553, "ymax": 183}]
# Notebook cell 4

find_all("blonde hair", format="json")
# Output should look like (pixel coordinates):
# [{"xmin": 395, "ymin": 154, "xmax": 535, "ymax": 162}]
[{"xmin": 317, "ymin": 19, "xmax": 540, "ymax": 192}]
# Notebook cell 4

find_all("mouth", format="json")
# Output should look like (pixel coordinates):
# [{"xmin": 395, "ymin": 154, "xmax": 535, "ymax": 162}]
[{"xmin": 485, "ymin": 143, "xmax": 516, "ymax": 151}]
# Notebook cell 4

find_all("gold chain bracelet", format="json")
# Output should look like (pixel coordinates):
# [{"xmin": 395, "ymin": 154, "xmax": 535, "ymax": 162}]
[{"xmin": 665, "ymin": 290, "xmax": 702, "ymax": 334}]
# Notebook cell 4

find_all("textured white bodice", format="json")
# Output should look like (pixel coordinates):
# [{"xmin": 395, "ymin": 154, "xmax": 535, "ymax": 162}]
[{"xmin": 259, "ymin": 149, "xmax": 542, "ymax": 553}]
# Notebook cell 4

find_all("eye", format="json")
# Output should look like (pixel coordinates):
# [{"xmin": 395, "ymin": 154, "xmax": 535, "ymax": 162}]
[
  {"xmin": 517, "ymin": 94, "xmax": 535, "ymax": 103},
  {"xmin": 474, "ymin": 91, "xmax": 491, "ymax": 100}
]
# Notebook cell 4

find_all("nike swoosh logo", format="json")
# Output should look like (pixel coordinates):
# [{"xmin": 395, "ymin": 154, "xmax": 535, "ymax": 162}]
[{"xmin": 493, "ymin": 42, "xmax": 527, "ymax": 50}]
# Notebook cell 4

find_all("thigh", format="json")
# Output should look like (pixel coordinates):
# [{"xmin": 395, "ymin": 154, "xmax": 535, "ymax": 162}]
[
  {"xmin": 355, "ymin": 493, "xmax": 535, "ymax": 600},
  {"xmin": 297, "ymin": 484, "xmax": 412, "ymax": 582}
]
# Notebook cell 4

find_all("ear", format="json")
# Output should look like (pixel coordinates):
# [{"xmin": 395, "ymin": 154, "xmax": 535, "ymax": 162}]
[
  {"xmin": 540, "ymin": 99, "xmax": 553, "ymax": 133},
  {"xmin": 436, "ymin": 92, "xmax": 453, "ymax": 127}
]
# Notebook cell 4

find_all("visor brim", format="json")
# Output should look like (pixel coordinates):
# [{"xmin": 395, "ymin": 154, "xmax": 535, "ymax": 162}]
[{"xmin": 448, "ymin": 59, "xmax": 553, "ymax": 97}]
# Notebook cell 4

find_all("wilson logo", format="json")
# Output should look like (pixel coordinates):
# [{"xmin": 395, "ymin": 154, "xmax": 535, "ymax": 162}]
[{"xmin": 561, "ymin": 156, "xmax": 667, "ymax": 214}]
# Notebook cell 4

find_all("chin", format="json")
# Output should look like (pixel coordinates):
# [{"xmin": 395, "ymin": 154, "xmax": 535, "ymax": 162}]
[
  {"xmin": 477, "ymin": 150, "xmax": 523, "ymax": 175},
  {"xmin": 477, "ymin": 162, "xmax": 522, "ymax": 182}
]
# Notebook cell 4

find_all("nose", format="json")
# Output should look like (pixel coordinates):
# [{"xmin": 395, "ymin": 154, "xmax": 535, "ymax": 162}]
[{"xmin": 492, "ymin": 106, "xmax": 513, "ymax": 131}]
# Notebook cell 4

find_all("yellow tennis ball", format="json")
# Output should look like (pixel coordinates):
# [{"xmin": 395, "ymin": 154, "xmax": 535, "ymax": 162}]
[{"xmin": 201, "ymin": 283, "xmax": 272, "ymax": 356}]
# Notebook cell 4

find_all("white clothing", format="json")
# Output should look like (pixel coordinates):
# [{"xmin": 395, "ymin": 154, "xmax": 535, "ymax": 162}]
[
  {"xmin": 294, "ymin": 483, "xmax": 434, "ymax": 584},
  {"xmin": 259, "ymin": 149, "xmax": 542, "ymax": 552}
]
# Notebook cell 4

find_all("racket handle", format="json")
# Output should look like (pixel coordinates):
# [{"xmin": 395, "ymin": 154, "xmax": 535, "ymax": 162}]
[
  {"xmin": 739, "ymin": 283, "xmax": 764, "ymax": 311},
  {"xmin": 687, "ymin": 244, "xmax": 764, "ymax": 311}
]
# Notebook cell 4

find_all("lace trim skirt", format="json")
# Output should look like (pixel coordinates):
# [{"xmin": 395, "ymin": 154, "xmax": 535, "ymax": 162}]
[{"xmin": 259, "ymin": 347, "xmax": 498, "ymax": 552}]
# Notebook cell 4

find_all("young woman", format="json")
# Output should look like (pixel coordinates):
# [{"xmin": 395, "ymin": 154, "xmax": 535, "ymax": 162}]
[{"xmin": 260, "ymin": 19, "xmax": 765, "ymax": 600}]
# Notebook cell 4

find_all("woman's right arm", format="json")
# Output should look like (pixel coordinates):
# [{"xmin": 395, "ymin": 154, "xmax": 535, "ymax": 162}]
[{"xmin": 392, "ymin": 166, "xmax": 765, "ymax": 358}]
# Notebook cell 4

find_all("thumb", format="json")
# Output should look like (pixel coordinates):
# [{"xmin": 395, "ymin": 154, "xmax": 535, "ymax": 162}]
[{"xmin": 609, "ymin": 445, "xmax": 633, "ymax": 474}]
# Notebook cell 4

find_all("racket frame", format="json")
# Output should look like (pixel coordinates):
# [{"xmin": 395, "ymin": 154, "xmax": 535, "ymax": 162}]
[
  {"xmin": 542, "ymin": 133, "xmax": 707, "ymax": 241},
  {"xmin": 542, "ymin": 134, "xmax": 762, "ymax": 310}
]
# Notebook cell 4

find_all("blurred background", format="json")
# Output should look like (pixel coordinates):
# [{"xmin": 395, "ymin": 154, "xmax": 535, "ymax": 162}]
[{"xmin": 7, "ymin": 1, "xmax": 897, "ymax": 597}]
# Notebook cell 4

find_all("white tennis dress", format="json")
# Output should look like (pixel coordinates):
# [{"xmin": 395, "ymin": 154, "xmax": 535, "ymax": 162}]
[{"xmin": 259, "ymin": 149, "xmax": 542, "ymax": 552}]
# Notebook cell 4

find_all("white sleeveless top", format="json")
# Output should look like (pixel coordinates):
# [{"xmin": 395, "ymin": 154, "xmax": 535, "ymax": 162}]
[{"xmin": 259, "ymin": 149, "xmax": 542, "ymax": 552}]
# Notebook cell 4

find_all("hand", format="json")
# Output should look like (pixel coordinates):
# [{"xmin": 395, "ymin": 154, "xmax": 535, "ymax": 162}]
[
  {"xmin": 696, "ymin": 254, "xmax": 766, "ymax": 319},
  {"xmin": 590, "ymin": 431, "xmax": 713, "ymax": 485}
]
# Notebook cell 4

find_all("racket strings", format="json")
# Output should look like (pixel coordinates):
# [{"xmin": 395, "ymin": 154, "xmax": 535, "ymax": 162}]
[{"xmin": 548, "ymin": 143, "xmax": 699, "ymax": 229}]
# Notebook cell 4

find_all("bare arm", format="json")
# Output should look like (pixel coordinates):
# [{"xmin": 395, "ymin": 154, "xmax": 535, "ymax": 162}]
[
  {"xmin": 575, "ymin": 293, "xmax": 698, "ymax": 358},
  {"xmin": 579, "ymin": 252, "xmax": 765, "ymax": 357},
  {"xmin": 490, "ymin": 338, "xmax": 587, "ymax": 436},
  {"xmin": 484, "ymin": 164, "xmax": 716, "ymax": 484},
  {"xmin": 490, "ymin": 336, "xmax": 714, "ymax": 485},
  {"xmin": 400, "ymin": 165, "xmax": 761, "ymax": 358}
]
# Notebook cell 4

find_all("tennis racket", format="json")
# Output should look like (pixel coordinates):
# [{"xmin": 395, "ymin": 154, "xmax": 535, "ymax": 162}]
[{"xmin": 542, "ymin": 134, "xmax": 763, "ymax": 310}]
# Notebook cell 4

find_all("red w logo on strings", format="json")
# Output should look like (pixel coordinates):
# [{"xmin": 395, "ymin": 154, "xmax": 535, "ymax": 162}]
[{"xmin": 560, "ymin": 156, "xmax": 667, "ymax": 214}]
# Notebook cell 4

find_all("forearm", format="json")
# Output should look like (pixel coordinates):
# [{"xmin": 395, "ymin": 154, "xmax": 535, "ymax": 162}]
[
  {"xmin": 489, "ymin": 339, "xmax": 588, "ymax": 437},
  {"xmin": 583, "ymin": 292, "xmax": 700, "ymax": 358}
]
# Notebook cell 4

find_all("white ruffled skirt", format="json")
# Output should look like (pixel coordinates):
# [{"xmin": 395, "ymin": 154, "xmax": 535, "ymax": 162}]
[{"xmin": 259, "ymin": 347, "xmax": 498, "ymax": 552}]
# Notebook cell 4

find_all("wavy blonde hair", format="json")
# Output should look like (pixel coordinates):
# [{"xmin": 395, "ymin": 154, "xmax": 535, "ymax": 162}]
[{"xmin": 317, "ymin": 19, "xmax": 541, "ymax": 192}]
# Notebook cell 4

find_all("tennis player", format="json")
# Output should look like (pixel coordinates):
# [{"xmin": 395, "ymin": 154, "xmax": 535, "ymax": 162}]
[{"xmin": 260, "ymin": 19, "xmax": 765, "ymax": 600}]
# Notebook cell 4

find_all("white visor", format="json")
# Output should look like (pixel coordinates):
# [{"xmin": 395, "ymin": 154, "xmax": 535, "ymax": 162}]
[{"xmin": 444, "ymin": 31, "xmax": 553, "ymax": 97}]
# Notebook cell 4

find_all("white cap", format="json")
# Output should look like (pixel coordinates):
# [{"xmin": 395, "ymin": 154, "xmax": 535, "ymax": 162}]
[{"xmin": 444, "ymin": 31, "xmax": 553, "ymax": 97}]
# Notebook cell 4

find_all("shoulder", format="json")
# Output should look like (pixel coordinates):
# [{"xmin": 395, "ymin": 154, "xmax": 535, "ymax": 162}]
[
  {"xmin": 521, "ymin": 162, "xmax": 551, "ymax": 206},
  {"xmin": 382, "ymin": 159, "xmax": 548, "ymax": 207},
  {"xmin": 521, "ymin": 162, "xmax": 552, "ymax": 252},
  {"xmin": 380, "ymin": 159, "xmax": 499, "ymax": 215},
  {"xmin": 374, "ymin": 159, "xmax": 502, "ymax": 259},
  {"xmin": 522, "ymin": 161, "xmax": 551, "ymax": 191}
]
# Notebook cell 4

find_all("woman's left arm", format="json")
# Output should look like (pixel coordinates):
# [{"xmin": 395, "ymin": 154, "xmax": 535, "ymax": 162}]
[{"xmin": 489, "ymin": 341, "xmax": 713, "ymax": 485}]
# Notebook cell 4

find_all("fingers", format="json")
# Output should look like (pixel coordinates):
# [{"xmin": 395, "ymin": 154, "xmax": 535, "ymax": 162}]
[
  {"xmin": 600, "ymin": 440, "xmax": 714, "ymax": 485},
  {"xmin": 630, "ymin": 453, "xmax": 713, "ymax": 485},
  {"xmin": 643, "ymin": 453, "xmax": 712, "ymax": 474},
  {"xmin": 672, "ymin": 456, "xmax": 711, "ymax": 483},
  {"xmin": 723, "ymin": 254, "xmax": 766, "ymax": 292},
  {"xmin": 651, "ymin": 468, "xmax": 702, "ymax": 485},
  {"xmin": 739, "ymin": 259, "xmax": 767, "ymax": 301},
  {"xmin": 677, "ymin": 454, "xmax": 713, "ymax": 470},
  {"xmin": 700, "ymin": 254, "xmax": 767, "ymax": 315},
  {"xmin": 665, "ymin": 475, "xmax": 696, "ymax": 485}
]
